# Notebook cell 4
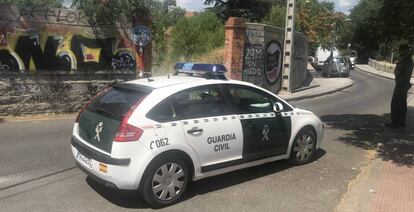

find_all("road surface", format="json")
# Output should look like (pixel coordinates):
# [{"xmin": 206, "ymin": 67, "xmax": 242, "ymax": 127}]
[{"xmin": 0, "ymin": 70, "xmax": 396, "ymax": 211}]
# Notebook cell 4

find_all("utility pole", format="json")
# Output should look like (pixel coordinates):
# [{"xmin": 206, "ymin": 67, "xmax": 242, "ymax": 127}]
[{"xmin": 282, "ymin": 0, "xmax": 296, "ymax": 92}]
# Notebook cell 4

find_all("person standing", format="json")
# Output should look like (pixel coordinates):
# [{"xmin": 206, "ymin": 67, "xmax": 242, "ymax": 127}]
[{"xmin": 385, "ymin": 44, "xmax": 414, "ymax": 128}]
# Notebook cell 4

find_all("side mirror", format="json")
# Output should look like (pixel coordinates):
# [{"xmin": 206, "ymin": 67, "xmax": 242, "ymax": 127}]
[{"xmin": 273, "ymin": 102, "xmax": 284, "ymax": 113}]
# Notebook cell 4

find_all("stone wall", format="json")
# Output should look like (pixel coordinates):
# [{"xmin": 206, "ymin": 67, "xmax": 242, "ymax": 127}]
[
  {"xmin": 224, "ymin": 18, "xmax": 309, "ymax": 93},
  {"xmin": 368, "ymin": 58, "xmax": 396, "ymax": 74},
  {"xmin": 0, "ymin": 71, "xmax": 136, "ymax": 116}
]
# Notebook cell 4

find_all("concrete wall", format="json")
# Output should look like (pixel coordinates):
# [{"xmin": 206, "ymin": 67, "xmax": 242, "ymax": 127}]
[
  {"xmin": 224, "ymin": 19, "xmax": 309, "ymax": 94},
  {"xmin": 243, "ymin": 23, "xmax": 308, "ymax": 92}
]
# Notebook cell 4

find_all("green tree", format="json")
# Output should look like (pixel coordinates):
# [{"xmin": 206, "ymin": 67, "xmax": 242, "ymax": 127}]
[
  {"xmin": 0, "ymin": 0, "xmax": 62, "ymax": 7},
  {"xmin": 348, "ymin": 0, "xmax": 385, "ymax": 62},
  {"xmin": 170, "ymin": 12, "xmax": 224, "ymax": 59},
  {"xmin": 263, "ymin": 4, "xmax": 286, "ymax": 28},
  {"xmin": 381, "ymin": 0, "xmax": 414, "ymax": 42},
  {"xmin": 204, "ymin": 0, "xmax": 278, "ymax": 22}
]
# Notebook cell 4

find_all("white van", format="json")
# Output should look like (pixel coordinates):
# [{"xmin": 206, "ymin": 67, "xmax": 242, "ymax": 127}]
[{"xmin": 315, "ymin": 47, "xmax": 339, "ymax": 69}]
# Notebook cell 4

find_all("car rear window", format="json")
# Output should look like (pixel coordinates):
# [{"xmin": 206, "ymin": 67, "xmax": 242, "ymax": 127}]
[{"xmin": 87, "ymin": 86, "xmax": 147, "ymax": 120}]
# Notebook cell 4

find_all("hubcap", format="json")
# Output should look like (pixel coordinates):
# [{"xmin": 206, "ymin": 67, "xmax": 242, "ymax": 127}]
[
  {"xmin": 152, "ymin": 163, "xmax": 185, "ymax": 201},
  {"xmin": 293, "ymin": 134, "xmax": 314, "ymax": 161}
]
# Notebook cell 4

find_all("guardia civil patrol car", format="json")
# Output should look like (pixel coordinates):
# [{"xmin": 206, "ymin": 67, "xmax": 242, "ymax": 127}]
[{"xmin": 71, "ymin": 63, "xmax": 324, "ymax": 207}]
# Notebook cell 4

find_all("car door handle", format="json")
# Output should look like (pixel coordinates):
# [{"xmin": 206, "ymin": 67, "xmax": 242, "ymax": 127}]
[{"xmin": 187, "ymin": 127, "xmax": 203, "ymax": 135}]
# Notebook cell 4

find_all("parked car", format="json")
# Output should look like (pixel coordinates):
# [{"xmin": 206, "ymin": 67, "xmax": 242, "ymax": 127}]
[
  {"xmin": 315, "ymin": 46, "xmax": 339, "ymax": 70},
  {"xmin": 322, "ymin": 56, "xmax": 350, "ymax": 77},
  {"xmin": 71, "ymin": 63, "xmax": 324, "ymax": 207}
]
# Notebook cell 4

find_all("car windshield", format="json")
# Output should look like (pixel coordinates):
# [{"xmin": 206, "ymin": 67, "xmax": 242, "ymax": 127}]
[{"xmin": 334, "ymin": 58, "xmax": 345, "ymax": 64}]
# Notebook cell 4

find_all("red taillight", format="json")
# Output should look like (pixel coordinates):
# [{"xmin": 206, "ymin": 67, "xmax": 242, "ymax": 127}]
[
  {"xmin": 114, "ymin": 122, "xmax": 144, "ymax": 142},
  {"xmin": 114, "ymin": 96, "xmax": 146, "ymax": 142},
  {"xmin": 75, "ymin": 87, "xmax": 112, "ymax": 122}
]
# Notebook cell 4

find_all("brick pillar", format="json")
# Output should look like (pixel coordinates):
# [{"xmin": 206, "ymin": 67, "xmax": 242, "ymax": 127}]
[
  {"xmin": 132, "ymin": 11, "xmax": 152, "ymax": 76},
  {"xmin": 224, "ymin": 17, "xmax": 246, "ymax": 81}
]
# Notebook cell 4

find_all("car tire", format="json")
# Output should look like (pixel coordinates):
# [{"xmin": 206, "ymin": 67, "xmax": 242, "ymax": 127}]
[
  {"xmin": 289, "ymin": 128, "xmax": 317, "ymax": 165},
  {"xmin": 141, "ymin": 155, "xmax": 189, "ymax": 208}
]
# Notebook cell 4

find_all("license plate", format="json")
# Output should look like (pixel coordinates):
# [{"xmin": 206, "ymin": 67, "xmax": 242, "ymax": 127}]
[{"xmin": 76, "ymin": 151, "xmax": 92, "ymax": 168}]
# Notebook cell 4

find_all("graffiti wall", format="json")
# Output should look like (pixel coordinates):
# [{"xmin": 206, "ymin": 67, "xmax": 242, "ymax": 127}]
[
  {"xmin": 0, "ymin": 3, "xmax": 139, "ymax": 72},
  {"xmin": 0, "ymin": 3, "xmax": 144, "ymax": 116},
  {"xmin": 242, "ymin": 23, "xmax": 308, "ymax": 93}
]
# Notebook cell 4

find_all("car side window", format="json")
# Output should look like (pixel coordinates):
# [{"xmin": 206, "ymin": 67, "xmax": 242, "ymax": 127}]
[
  {"xmin": 147, "ymin": 98, "xmax": 177, "ymax": 122},
  {"xmin": 173, "ymin": 86, "xmax": 227, "ymax": 119},
  {"xmin": 227, "ymin": 86, "xmax": 273, "ymax": 114},
  {"xmin": 226, "ymin": 85, "xmax": 293, "ymax": 114}
]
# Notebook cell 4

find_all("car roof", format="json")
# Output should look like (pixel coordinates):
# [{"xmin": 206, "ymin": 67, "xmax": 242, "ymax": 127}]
[{"xmin": 123, "ymin": 75, "xmax": 251, "ymax": 90}]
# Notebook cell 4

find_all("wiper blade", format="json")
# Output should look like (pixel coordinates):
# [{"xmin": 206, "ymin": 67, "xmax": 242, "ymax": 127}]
[{"xmin": 96, "ymin": 108, "xmax": 115, "ymax": 118}]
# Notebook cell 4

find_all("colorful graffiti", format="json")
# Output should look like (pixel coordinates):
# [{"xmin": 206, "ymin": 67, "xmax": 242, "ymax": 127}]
[{"xmin": 0, "ymin": 3, "xmax": 138, "ymax": 73}]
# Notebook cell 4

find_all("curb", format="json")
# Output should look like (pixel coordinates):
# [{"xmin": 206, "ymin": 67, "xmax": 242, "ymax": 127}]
[
  {"xmin": 355, "ymin": 66, "xmax": 395, "ymax": 81},
  {"xmin": 356, "ymin": 65, "xmax": 414, "ymax": 83},
  {"xmin": 281, "ymin": 80, "xmax": 354, "ymax": 101}
]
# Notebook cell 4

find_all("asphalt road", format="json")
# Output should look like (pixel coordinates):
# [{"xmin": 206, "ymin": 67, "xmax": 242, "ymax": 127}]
[{"xmin": 0, "ymin": 70, "xmax": 395, "ymax": 212}]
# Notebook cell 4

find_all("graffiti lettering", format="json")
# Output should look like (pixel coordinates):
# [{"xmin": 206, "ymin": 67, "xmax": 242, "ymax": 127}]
[
  {"xmin": 16, "ymin": 4, "xmax": 84, "ymax": 25},
  {"xmin": 0, "ymin": 33, "xmax": 7, "ymax": 46},
  {"xmin": 243, "ymin": 45, "xmax": 264, "ymax": 76},
  {"xmin": 246, "ymin": 30, "xmax": 264, "ymax": 43},
  {"xmin": 111, "ymin": 57, "xmax": 133, "ymax": 70},
  {"xmin": 0, "ymin": 62, "xmax": 9, "ymax": 72},
  {"xmin": 244, "ymin": 67, "xmax": 262, "ymax": 76},
  {"xmin": 111, "ymin": 52, "xmax": 136, "ymax": 70},
  {"xmin": 0, "ymin": 3, "xmax": 138, "ymax": 73}
]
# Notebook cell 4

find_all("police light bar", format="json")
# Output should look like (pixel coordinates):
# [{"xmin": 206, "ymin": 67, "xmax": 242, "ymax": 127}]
[{"xmin": 174, "ymin": 63, "xmax": 227, "ymax": 79}]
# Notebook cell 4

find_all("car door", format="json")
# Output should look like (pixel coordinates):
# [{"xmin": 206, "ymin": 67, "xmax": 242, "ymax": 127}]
[
  {"xmin": 223, "ymin": 85, "xmax": 292, "ymax": 160},
  {"xmin": 173, "ymin": 85, "xmax": 244, "ymax": 172}
]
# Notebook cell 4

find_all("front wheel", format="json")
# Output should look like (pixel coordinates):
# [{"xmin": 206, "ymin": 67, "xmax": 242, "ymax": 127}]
[
  {"xmin": 289, "ymin": 128, "xmax": 317, "ymax": 165},
  {"xmin": 141, "ymin": 155, "xmax": 189, "ymax": 208}
]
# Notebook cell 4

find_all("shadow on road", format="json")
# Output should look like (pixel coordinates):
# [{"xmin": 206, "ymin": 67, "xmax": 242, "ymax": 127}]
[
  {"xmin": 86, "ymin": 149, "xmax": 326, "ymax": 209},
  {"xmin": 321, "ymin": 106, "xmax": 414, "ymax": 167}
]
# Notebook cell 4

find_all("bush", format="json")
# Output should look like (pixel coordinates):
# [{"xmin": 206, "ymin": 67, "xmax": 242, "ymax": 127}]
[{"xmin": 170, "ymin": 12, "xmax": 224, "ymax": 59}]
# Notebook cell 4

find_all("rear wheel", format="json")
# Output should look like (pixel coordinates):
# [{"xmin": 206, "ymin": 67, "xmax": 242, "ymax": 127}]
[
  {"xmin": 141, "ymin": 155, "xmax": 189, "ymax": 208},
  {"xmin": 289, "ymin": 128, "xmax": 316, "ymax": 165}
]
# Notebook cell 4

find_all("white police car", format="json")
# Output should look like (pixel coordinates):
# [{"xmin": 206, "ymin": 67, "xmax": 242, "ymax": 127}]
[{"xmin": 71, "ymin": 63, "xmax": 324, "ymax": 207}]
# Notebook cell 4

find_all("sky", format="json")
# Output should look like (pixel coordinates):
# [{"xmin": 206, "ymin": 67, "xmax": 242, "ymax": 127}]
[{"xmin": 175, "ymin": 0, "xmax": 359, "ymax": 13}]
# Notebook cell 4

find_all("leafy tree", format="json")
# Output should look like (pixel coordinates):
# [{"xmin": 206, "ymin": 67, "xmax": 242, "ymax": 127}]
[
  {"xmin": 170, "ymin": 12, "xmax": 224, "ymax": 59},
  {"xmin": 0, "ymin": 0, "xmax": 62, "ymax": 7},
  {"xmin": 204, "ymin": 0, "xmax": 277, "ymax": 22},
  {"xmin": 263, "ymin": 4, "xmax": 286, "ymax": 28},
  {"xmin": 296, "ymin": 0, "xmax": 339, "ymax": 50},
  {"xmin": 348, "ymin": 0, "xmax": 385, "ymax": 62},
  {"xmin": 381, "ymin": 0, "xmax": 414, "ymax": 42}
]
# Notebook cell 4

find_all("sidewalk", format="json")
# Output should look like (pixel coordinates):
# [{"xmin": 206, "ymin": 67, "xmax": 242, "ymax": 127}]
[
  {"xmin": 337, "ymin": 65, "xmax": 414, "ymax": 212},
  {"xmin": 278, "ymin": 64, "xmax": 353, "ymax": 101}
]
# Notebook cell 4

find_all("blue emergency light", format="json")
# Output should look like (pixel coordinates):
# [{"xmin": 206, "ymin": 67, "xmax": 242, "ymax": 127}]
[{"xmin": 174, "ymin": 63, "xmax": 228, "ymax": 79}]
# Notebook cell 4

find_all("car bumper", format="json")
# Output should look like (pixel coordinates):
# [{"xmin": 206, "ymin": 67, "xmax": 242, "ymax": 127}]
[{"xmin": 71, "ymin": 135, "xmax": 152, "ymax": 190}]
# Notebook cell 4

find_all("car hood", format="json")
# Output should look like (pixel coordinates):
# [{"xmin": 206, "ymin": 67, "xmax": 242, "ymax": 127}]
[{"xmin": 293, "ymin": 108, "xmax": 314, "ymax": 115}]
